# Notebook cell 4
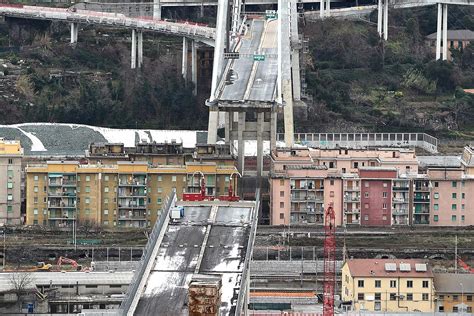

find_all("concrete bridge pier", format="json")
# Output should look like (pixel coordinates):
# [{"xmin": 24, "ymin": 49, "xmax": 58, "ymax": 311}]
[
  {"xmin": 182, "ymin": 37, "xmax": 188, "ymax": 83},
  {"xmin": 131, "ymin": 29, "xmax": 137, "ymax": 69},
  {"xmin": 70, "ymin": 22, "xmax": 78, "ymax": 44},
  {"xmin": 191, "ymin": 40, "xmax": 197, "ymax": 95},
  {"xmin": 377, "ymin": 0, "xmax": 388, "ymax": 40},
  {"xmin": 436, "ymin": 3, "xmax": 448, "ymax": 60},
  {"xmin": 153, "ymin": 0, "xmax": 162, "ymax": 20},
  {"xmin": 319, "ymin": 0, "xmax": 330, "ymax": 18},
  {"xmin": 138, "ymin": 31, "xmax": 143, "ymax": 68}
]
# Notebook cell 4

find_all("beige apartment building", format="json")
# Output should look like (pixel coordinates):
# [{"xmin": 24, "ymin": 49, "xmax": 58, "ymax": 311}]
[
  {"xmin": 342, "ymin": 259, "xmax": 435, "ymax": 312},
  {"xmin": 0, "ymin": 139, "xmax": 23, "ymax": 225},
  {"xmin": 0, "ymin": 138, "xmax": 23, "ymax": 225},
  {"xmin": 26, "ymin": 161, "xmax": 238, "ymax": 228}
]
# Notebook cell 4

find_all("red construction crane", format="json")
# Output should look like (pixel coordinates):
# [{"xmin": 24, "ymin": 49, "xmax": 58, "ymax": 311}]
[
  {"xmin": 323, "ymin": 203, "xmax": 336, "ymax": 316},
  {"xmin": 458, "ymin": 257, "xmax": 474, "ymax": 273}
]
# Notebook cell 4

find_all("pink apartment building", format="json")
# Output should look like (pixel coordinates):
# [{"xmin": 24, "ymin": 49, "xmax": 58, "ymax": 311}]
[{"xmin": 269, "ymin": 145, "xmax": 474, "ymax": 227}]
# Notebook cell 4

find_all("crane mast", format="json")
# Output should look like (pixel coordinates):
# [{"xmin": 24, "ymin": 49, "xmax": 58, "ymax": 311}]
[{"xmin": 323, "ymin": 204, "xmax": 336, "ymax": 316}]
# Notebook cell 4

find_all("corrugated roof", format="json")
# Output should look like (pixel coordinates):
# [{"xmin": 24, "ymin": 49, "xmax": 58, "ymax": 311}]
[
  {"xmin": 434, "ymin": 273, "xmax": 474, "ymax": 294},
  {"xmin": 345, "ymin": 259, "xmax": 433, "ymax": 278},
  {"xmin": 418, "ymin": 155, "xmax": 461, "ymax": 168},
  {"xmin": 426, "ymin": 30, "xmax": 474, "ymax": 41}
]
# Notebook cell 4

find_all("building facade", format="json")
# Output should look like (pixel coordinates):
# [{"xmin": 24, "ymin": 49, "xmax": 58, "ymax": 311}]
[
  {"xmin": 0, "ymin": 139, "xmax": 23, "ymax": 225},
  {"xmin": 26, "ymin": 161, "xmax": 238, "ymax": 228},
  {"xmin": 270, "ymin": 146, "xmax": 474, "ymax": 227},
  {"xmin": 342, "ymin": 259, "xmax": 435, "ymax": 312},
  {"xmin": 434, "ymin": 273, "xmax": 474, "ymax": 313}
]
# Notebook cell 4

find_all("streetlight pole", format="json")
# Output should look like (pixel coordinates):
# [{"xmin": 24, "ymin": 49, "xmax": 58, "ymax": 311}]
[{"xmin": 461, "ymin": 282, "xmax": 464, "ymax": 316}]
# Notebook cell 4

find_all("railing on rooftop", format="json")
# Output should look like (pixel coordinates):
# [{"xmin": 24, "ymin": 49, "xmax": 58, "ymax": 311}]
[{"xmin": 277, "ymin": 132, "xmax": 438, "ymax": 153}]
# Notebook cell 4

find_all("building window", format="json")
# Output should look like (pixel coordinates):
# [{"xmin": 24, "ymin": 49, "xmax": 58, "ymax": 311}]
[
  {"xmin": 453, "ymin": 307, "xmax": 458, "ymax": 312},
  {"xmin": 330, "ymin": 179, "xmax": 334, "ymax": 186},
  {"xmin": 375, "ymin": 293, "xmax": 381, "ymax": 300},
  {"xmin": 7, "ymin": 206, "xmax": 12, "ymax": 213},
  {"xmin": 33, "ymin": 209, "xmax": 38, "ymax": 215},
  {"xmin": 468, "ymin": 307, "xmax": 472, "ymax": 313},
  {"xmin": 434, "ymin": 204, "xmax": 439, "ymax": 211},
  {"xmin": 280, "ymin": 213, "xmax": 284, "ymax": 219},
  {"xmin": 7, "ymin": 182, "xmax": 13, "ymax": 189},
  {"xmin": 358, "ymin": 293, "xmax": 364, "ymax": 301},
  {"xmin": 353, "ymin": 162, "xmax": 358, "ymax": 168},
  {"xmin": 382, "ymin": 203, "xmax": 387, "ymax": 209},
  {"xmin": 434, "ymin": 181, "xmax": 439, "ymax": 187},
  {"xmin": 85, "ymin": 198, "xmax": 90, "ymax": 204},
  {"xmin": 467, "ymin": 295, "xmax": 472, "ymax": 302},
  {"xmin": 280, "ymin": 191, "xmax": 284, "ymax": 197},
  {"xmin": 390, "ymin": 280, "xmax": 396, "ymax": 288},
  {"xmin": 462, "ymin": 193, "xmax": 465, "ymax": 199},
  {"xmin": 172, "ymin": 176, "xmax": 177, "ymax": 182},
  {"xmin": 329, "ymin": 162, "xmax": 335, "ymax": 168},
  {"xmin": 364, "ymin": 192, "xmax": 369, "ymax": 198},
  {"xmin": 86, "ymin": 175, "xmax": 91, "ymax": 182},
  {"xmin": 462, "ymin": 204, "xmax": 465, "ymax": 210},
  {"xmin": 158, "ymin": 187, "xmax": 163, "ymax": 193},
  {"xmin": 85, "ymin": 209, "xmax": 90, "ymax": 215},
  {"xmin": 462, "ymin": 215, "xmax": 465, "ymax": 222},
  {"xmin": 422, "ymin": 280, "xmax": 429, "ymax": 288},
  {"xmin": 364, "ymin": 203, "xmax": 369, "ymax": 209},
  {"xmin": 382, "ymin": 215, "xmax": 387, "ymax": 221},
  {"xmin": 406, "ymin": 293, "xmax": 413, "ymax": 301},
  {"xmin": 34, "ymin": 197, "xmax": 38, "ymax": 204},
  {"xmin": 8, "ymin": 158, "xmax": 13, "ymax": 164},
  {"xmin": 390, "ymin": 293, "xmax": 396, "ymax": 301},
  {"xmin": 7, "ymin": 195, "xmax": 12, "ymax": 201},
  {"xmin": 364, "ymin": 215, "xmax": 369, "ymax": 221},
  {"xmin": 453, "ymin": 295, "xmax": 459, "ymax": 301},
  {"xmin": 452, "ymin": 215, "xmax": 457, "ymax": 222},
  {"xmin": 104, "ymin": 198, "xmax": 109, "ymax": 204},
  {"xmin": 86, "ymin": 186, "xmax": 91, "ymax": 193},
  {"xmin": 439, "ymin": 306, "xmax": 445, "ymax": 312},
  {"xmin": 34, "ymin": 175, "xmax": 38, "ymax": 181},
  {"xmin": 158, "ymin": 176, "xmax": 163, "ymax": 182},
  {"xmin": 104, "ymin": 175, "xmax": 109, "ymax": 181},
  {"xmin": 104, "ymin": 209, "xmax": 109, "ymax": 215},
  {"xmin": 358, "ymin": 280, "xmax": 364, "ymax": 288},
  {"xmin": 157, "ymin": 198, "xmax": 162, "ymax": 204},
  {"xmin": 280, "ymin": 202, "xmax": 284, "ymax": 208},
  {"xmin": 34, "ymin": 186, "xmax": 38, "ymax": 193},
  {"xmin": 104, "ymin": 187, "xmax": 109, "ymax": 193},
  {"xmin": 452, "ymin": 181, "xmax": 457, "ymax": 188},
  {"xmin": 422, "ymin": 293, "xmax": 429, "ymax": 301},
  {"xmin": 382, "ymin": 192, "xmax": 387, "ymax": 198},
  {"xmin": 375, "ymin": 280, "xmax": 381, "ymax": 288},
  {"xmin": 452, "ymin": 193, "xmax": 457, "ymax": 199},
  {"xmin": 452, "ymin": 204, "xmax": 457, "ymax": 210},
  {"xmin": 434, "ymin": 215, "xmax": 439, "ymax": 222},
  {"xmin": 365, "ymin": 182, "xmax": 369, "ymax": 188},
  {"xmin": 407, "ymin": 280, "xmax": 413, "ymax": 288},
  {"xmin": 383, "ymin": 182, "xmax": 388, "ymax": 188},
  {"xmin": 434, "ymin": 193, "xmax": 439, "ymax": 199}
]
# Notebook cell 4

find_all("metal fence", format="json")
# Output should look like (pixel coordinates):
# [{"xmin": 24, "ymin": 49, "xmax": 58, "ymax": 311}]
[
  {"xmin": 277, "ymin": 132, "xmax": 438, "ymax": 153},
  {"xmin": 118, "ymin": 190, "xmax": 176, "ymax": 315}
]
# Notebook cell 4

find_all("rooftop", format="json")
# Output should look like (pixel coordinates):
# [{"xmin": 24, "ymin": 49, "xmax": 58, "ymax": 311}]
[
  {"xmin": 426, "ymin": 29, "xmax": 474, "ymax": 41},
  {"xmin": 345, "ymin": 259, "xmax": 433, "ymax": 278},
  {"xmin": 0, "ymin": 138, "xmax": 23, "ymax": 156},
  {"xmin": 434, "ymin": 273, "xmax": 474, "ymax": 294}
]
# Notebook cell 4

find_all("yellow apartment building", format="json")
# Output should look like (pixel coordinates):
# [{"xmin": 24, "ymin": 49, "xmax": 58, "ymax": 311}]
[
  {"xmin": 342, "ymin": 259, "xmax": 435, "ymax": 312},
  {"xmin": 434, "ymin": 273, "xmax": 474, "ymax": 313},
  {"xmin": 0, "ymin": 138, "xmax": 23, "ymax": 225},
  {"xmin": 26, "ymin": 161, "xmax": 238, "ymax": 228}
]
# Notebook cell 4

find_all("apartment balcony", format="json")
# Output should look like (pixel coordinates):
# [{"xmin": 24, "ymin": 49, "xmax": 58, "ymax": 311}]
[
  {"xmin": 118, "ymin": 202, "xmax": 147, "ymax": 209},
  {"xmin": 346, "ymin": 220, "xmax": 361, "ymax": 225},
  {"xmin": 344, "ymin": 209, "xmax": 361, "ymax": 214},
  {"xmin": 414, "ymin": 198, "xmax": 430, "ymax": 203},
  {"xmin": 344, "ymin": 186, "xmax": 360, "ymax": 191},
  {"xmin": 48, "ymin": 180, "xmax": 62, "ymax": 187},
  {"xmin": 413, "ymin": 220, "xmax": 430, "ymax": 225},
  {"xmin": 393, "ymin": 186, "xmax": 409, "ymax": 191},
  {"xmin": 118, "ymin": 189, "xmax": 147, "ymax": 197},
  {"xmin": 291, "ymin": 196, "xmax": 324, "ymax": 203},
  {"xmin": 62, "ymin": 180, "xmax": 76, "ymax": 186},
  {"xmin": 414, "ymin": 186, "xmax": 430, "ymax": 192},
  {"xmin": 344, "ymin": 196, "xmax": 360, "ymax": 202},
  {"xmin": 118, "ymin": 178, "xmax": 147, "ymax": 186},
  {"xmin": 392, "ymin": 210, "xmax": 408, "ymax": 216},
  {"xmin": 118, "ymin": 216, "xmax": 147, "ymax": 221},
  {"xmin": 392, "ymin": 197, "xmax": 408, "ymax": 203}
]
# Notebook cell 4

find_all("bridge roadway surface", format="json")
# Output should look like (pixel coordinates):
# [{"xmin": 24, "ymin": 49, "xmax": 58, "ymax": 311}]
[
  {"xmin": 0, "ymin": 5, "xmax": 215, "ymax": 44},
  {"xmin": 134, "ymin": 203, "xmax": 255, "ymax": 315},
  {"xmin": 219, "ymin": 18, "xmax": 278, "ymax": 103}
]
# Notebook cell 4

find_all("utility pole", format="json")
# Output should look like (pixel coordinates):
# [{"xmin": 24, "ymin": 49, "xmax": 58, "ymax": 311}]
[
  {"xmin": 2, "ymin": 230, "xmax": 5, "ymax": 271},
  {"xmin": 455, "ymin": 235, "xmax": 458, "ymax": 273}
]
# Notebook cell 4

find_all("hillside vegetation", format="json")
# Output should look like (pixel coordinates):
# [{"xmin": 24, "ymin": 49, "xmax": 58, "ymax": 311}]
[{"xmin": 300, "ymin": 6, "xmax": 474, "ymax": 141}]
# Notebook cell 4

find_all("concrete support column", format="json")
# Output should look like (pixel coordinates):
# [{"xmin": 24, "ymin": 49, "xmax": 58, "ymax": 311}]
[
  {"xmin": 70, "ymin": 23, "xmax": 78, "ymax": 44},
  {"xmin": 383, "ymin": 0, "xmax": 388, "ymax": 41},
  {"xmin": 153, "ymin": 0, "xmax": 161, "ymax": 20},
  {"xmin": 237, "ymin": 112, "xmax": 245, "ymax": 176},
  {"xmin": 225, "ymin": 112, "xmax": 231, "ymax": 144},
  {"xmin": 290, "ymin": 0, "xmax": 301, "ymax": 101},
  {"xmin": 182, "ymin": 37, "xmax": 188, "ymax": 82},
  {"xmin": 320, "ymin": 0, "xmax": 324, "ymax": 18},
  {"xmin": 270, "ymin": 111, "xmax": 277, "ymax": 150},
  {"xmin": 137, "ymin": 31, "xmax": 143, "ymax": 68},
  {"xmin": 131, "ymin": 29, "xmax": 137, "ymax": 69},
  {"xmin": 191, "ymin": 40, "xmax": 197, "ymax": 95},
  {"xmin": 207, "ymin": 0, "xmax": 229, "ymax": 145},
  {"xmin": 256, "ymin": 112, "xmax": 264, "ymax": 183},
  {"xmin": 377, "ymin": 0, "xmax": 382, "ymax": 36},
  {"xmin": 326, "ymin": 0, "xmax": 330, "ymax": 17},
  {"xmin": 436, "ymin": 3, "xmax": 442, "ymax": 60},
  {"xmin": 442, "ymin": 4, "xmax": 448, "ymax": 61}
]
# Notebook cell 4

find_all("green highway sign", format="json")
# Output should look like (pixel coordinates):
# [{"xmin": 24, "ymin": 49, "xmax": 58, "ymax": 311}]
[{"xmin": 253, "ymin": 54, "xmax": 265, "ymax": 61}]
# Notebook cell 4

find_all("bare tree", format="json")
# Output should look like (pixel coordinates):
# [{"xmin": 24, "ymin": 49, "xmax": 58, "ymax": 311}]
[{"xmin": 9, "ymin": 272, "xmax": 34, "ymax": 298}]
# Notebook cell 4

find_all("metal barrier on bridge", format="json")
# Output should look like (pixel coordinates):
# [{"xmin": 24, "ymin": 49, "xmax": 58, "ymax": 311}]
[{"xmin": 277, "ymin": 132, "xmax": 438, "ymax": 153}]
